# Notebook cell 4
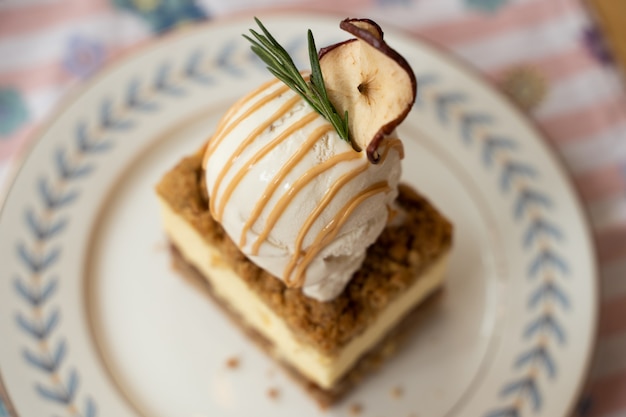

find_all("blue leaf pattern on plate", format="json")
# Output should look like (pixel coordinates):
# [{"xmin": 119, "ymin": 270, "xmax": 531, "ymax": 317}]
[
  {"xmin": 459, "ymin": 113, "xmax": 492, "ymax": 143},
  {"xmin": 417, "ymin": 75, "xmax": 571, "ymax": 416},
  {"xmin": 515, "ymin": 345, "xmax": 556, "ymax": 378},
  {"xmin": 10, "ymin": 33, "xmax": 573, "ymax": 417},
  {"xmin": 523, "ymin": 217, "xmax": 563, "ymax": 248}
]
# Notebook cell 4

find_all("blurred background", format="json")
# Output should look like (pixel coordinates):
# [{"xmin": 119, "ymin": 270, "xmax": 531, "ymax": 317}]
[{"xmin": 0, "ymin": 0, "xmax": 624, "ymax": 416}]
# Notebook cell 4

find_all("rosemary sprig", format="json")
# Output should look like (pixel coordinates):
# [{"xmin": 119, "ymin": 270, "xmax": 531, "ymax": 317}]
[{"xmin": 243, "ymin": 17, "xmax": 350, "ymax": 143}]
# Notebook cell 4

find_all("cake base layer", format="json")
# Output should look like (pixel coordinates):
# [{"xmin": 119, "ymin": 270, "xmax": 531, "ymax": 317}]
[
  {"xmin": 159, "ymin": 197, "xmax": 449, "ymax": 390},
  {"xmin": 155, "ymin": 151, "xmax": 453, "ymax": 406},
  {"xmin": 169, "ymin": 242, "xmax": 444, "ymax": 408}
]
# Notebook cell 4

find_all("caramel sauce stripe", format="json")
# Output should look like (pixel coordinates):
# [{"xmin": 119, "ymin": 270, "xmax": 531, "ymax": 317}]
[
  {"xmin": 286, "ymin": 140, "xmax": 401, "ymax": 287},
  {"xmin": 210, "ymin": 94, "xmax": 301, "ymax": 219},
  {"xmin": 239, "ymin": 121, "xmax": 332, "ymax": 248},
  {"xmin": 386, "ymin": 138, "xmax": 405, "ymax": 159},
  {"xmin": 220, "ymin": 112, "xmax": 319, "ymax": 244},
  {"xmin": 293, "ymin": 181, "xmax": 392, "ymax": 287},
  {"xmin": 203, "ymin": 79, "xmax": 289, "ymax": 169},
  {"xmin": 251, "ymin": 150, "xmax": 362, "ymax": 257},
  {"xmin": 203, "ymin": 74, "xmax": 312, "ymax": 169},
  {"xmin": 282, "ymin": 162, "xmax": 369, "ymax": 283}
]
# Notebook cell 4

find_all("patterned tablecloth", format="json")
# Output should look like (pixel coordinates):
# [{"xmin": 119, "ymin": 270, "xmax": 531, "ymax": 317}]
[{"xmin": 1, "ymin": 0, "xmax": 625, "ymax": 416}]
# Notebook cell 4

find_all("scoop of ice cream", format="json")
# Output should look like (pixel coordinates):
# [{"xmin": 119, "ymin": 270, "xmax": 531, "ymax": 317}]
[{"xmin": 203, "ymin": 77, "xmax": 403, "ymax": 301}]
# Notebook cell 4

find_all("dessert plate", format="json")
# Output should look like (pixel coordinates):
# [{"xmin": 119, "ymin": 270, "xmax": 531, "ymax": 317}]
[{"xmin": 0, "ymin": 13, "xmax": 597, "ymax": 417}]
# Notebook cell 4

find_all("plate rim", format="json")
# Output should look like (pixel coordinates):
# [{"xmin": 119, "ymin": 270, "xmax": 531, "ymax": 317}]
[{"xmin": 0, "ymin": 10, "xmax": 600, "ymax": 417}]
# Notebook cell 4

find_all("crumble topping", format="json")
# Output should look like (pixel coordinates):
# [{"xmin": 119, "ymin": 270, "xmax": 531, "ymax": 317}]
[{"xmin": 156, "ymin": 150, "xmax": 452, "ymax": 354}]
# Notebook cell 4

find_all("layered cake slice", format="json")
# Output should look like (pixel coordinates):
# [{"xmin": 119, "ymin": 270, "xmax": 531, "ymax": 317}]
[{"xmin": 156, "ymin": 18, "xmax": 453, "ymax": 406}]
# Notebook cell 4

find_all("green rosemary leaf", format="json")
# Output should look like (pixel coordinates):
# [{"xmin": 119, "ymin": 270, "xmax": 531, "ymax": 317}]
[{"xmin": 244, "ymin": 18, "xmax": 351, "ymax": 144}]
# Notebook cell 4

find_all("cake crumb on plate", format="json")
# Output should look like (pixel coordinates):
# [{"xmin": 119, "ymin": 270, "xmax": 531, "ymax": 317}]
[
  {"xmin": 225, "ymin": 356, "xmax": 240, "ymax": 369},
  {"xmin": 391, "ymin": 386, "xmax": 403, "ymax": 399},
  {"xmin": 267, "ymin": 387, "xmax": 280, "ymax": 400},
  {"xmin": 349, "ymin": 403, "xmax": 363, "ymax": 415}
]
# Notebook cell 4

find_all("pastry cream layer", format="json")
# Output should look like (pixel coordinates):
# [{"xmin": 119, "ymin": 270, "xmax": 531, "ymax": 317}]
[{"xmin": 159, "ymin": 198, "xmax": 447, "ymax": 389}]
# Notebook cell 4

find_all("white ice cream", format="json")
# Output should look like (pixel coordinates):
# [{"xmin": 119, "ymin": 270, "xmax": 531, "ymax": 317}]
[{"xmin": 204, "ymin": 78, "xmax": 403, "ymax": 301}]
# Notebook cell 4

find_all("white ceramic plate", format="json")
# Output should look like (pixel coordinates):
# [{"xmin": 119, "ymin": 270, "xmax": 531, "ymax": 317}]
[{"xmin": 0, "ymin": 13, "xmax": 597, "ymax": 417}]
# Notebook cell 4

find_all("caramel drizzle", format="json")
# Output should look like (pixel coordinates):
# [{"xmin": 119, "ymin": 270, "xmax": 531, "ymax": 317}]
[
  {"xmin": 291, "ymin": 181, "xmax": 391, "ymax": 286},
  {"xmin": 210, "ymin": 94, "xmax": 301, "ymax": 219},
  {"xmin": 203, "ymin": 76, "xmax": 405, "ymax": 290},
  {"xmin": 203, "ymin": 76, "xmax": 312, "ymax": 170},
  {"xmin": 386, "ymin": 138, "xmax": 405, "ymax": 159},
  {"xmin": 239, "ymin": 121, "xmax": 332, "ymax": 248},
  {"xmin": 282, "ymin": 141, "xmax": 400, "ymax": 286},
  {"xmin": 250, "ymin": 145, "xmax": 360, "ymax": 256},
  {"xmin": 223, "ymin": 112, "xmax": 319, "ymax": 233},
  {"xmin": 203, "ymin": 80, "xmax": 289, "ymax": 170},
  {"xmin": 281, "ymin": 162, "xmax": 369, "ymax": 282}
]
